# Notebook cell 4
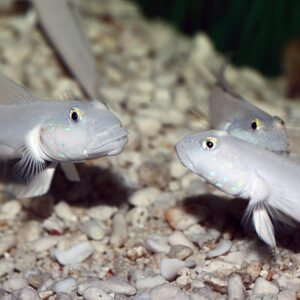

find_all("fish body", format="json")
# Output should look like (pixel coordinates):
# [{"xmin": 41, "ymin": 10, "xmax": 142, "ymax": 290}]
[
  {"xmin": 209, "ymin": 83, "xmax": 290, "ymax": 154},
  {"xmin": 0, "ymin": 76, "xmax": 128, "ymax": 198},
  {"xmin": 32, "ymin": 0, "xmax": 101, "ymax": 99},
  {"xmin": 176, "ymin": 129, "xmax": 300, "ymax": 247}
]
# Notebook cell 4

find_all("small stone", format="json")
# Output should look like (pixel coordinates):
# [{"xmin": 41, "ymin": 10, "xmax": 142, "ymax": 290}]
[
  {"xmin": 203, "ymin": 274, "xmax": 227, "ymax": 294},
  {"xmin": 31, "ymin": 236, "xmax": 63, "ymax": 252},
  {"xmin": 150, "ymin": 283, "xmax": 191, "ymax": 300},
  {"xmin": 206, "ymin": 239, "xmax": 232, "ymax": 258},
  {"xmin": 0, "ymin": 234, "xmax": 16, "ymax": 256},
  {"xmin": 227, "ymin": 274, "xmax": 244, "ymax": 300},
  {"xmin": 135, "ymin": 276, "xmax": 166, "ymax": 290},
  {"xmin": 129, "ymin": 187, "xmax": 160, "ymax": 207},
  {"xmin": 54, "ymin": 241, "xmax": 93, "ymax": 265},
  {"xmin": 247, "ymin": 262, "xmax": 262, "ymax": 281},
  {"xmin": 253, "ymin": 278, "xmax": 279, "ymax": 295},
  {"xmin": 82, "ymin": 287, "xmax": 113, "ymax": 300},
  {"xmin": 54, "ymin": 201, "xmax": 77, "ymax": 222},
  {"xmin": 278, "ymin": 289, "xmax": 296, "ymax": 300},
  {"xmin": 169, "ymin": 245, "xmax": 193, "ymax": 260},
  {"xmin": 135, "ymin": 116, "xmax": 162, "ymax": 137},
  {"xmin": 165, "ymin": 206, "xmax": 204, "ymax": 231},
  {"xmin": 14, "ymin": 248, "xmax": 37, "ymax": 271},
  {"xmin": 18, "ymin": 221, "xmax": 41, "ymax": 243},
  {"xmin": 160, "ymin": 258, "xmax": 196, "ymax": 281},
  {"xmin": 82, "ymin": 220, "xmax": 105, "ymax": 240},
  {"xmin": 43, "ymin": 216, "xmax": 65, "ymax": 234},
  {"xmin": 168, "ymin": 231, "xmax": 194, "ymax": 249},
  {"xmin": 0, "ymin": 200, "xmax": 21, "ymax": 220},
  {"xmin": 55, "ymin": 293, "xmax": 73, "ymax": 300},
  {"xmin": 0, "ymin": 260, "xmax": 14, "ymax": 277},
  {"xmin": 110, "ymin": 213, "xmax": 128, "ymax": 247},
  {"xmin": 79, "ymin": 277, "xmax": 136, "ymax": 296},
  {"xmin": 146, "ymin": 234, "xmax": 170, "ymax": 254},
  {"xmin": 11, "ymin": 286, "xmax": 41, "ymax": 300},
  {"xmin": 52, "ymin": 277, "xmax": 77, "ymax": 294},
  {"xmin": 127, "ymin": 207, "xmax": 149, "ymax": 227},
  {"xmin": 87, "ymin": 205, "xmax": 117, "ymax": 221},
  {"xmin": 2, "ymin": 277, "xmax": 28, "ymax": 292}
]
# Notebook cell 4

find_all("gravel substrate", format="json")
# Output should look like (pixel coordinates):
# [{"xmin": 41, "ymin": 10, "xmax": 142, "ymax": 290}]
[{"xmin": 1, "ymin": 0, "xmax": 300, "ymax": 299}]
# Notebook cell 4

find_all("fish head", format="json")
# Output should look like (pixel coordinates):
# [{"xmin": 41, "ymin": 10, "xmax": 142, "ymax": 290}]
[
  {"xmin": 39, "ymin": 99, "xmax": 128, "ymax": 162},
  {"xmin": 176, "ymin": 130, "xmax": 250, "ymax": 196},
  {"xmin": 227, "ymin": 112, "xmax": 289, "ymax": 154}
]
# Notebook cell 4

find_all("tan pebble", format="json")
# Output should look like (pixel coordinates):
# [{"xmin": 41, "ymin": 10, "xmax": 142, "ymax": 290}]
[
  {"xmin": 246, "ymin": 261, "xmax": 262, "ymax": 281},
  {"xmin": 165, "ymin": 206, "xmax": 203, "ymax": 230}
]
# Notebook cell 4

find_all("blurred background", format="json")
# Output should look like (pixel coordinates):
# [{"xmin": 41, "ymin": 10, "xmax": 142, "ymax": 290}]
[{"xmin": 130, "ymin": 0, "xmax": 300, "ymax": 78}]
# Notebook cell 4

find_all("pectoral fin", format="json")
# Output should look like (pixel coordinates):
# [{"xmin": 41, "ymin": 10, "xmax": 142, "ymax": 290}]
[
  {"xmin": 16, "ymin": 162, "xmax": 58, "ymax": 199},
  {"xmin": 60, "ymin": 162, "xmax": 80, "ymax": 182},
  {"xmin": 242, "ymin": 201, "xmax": 276, "ymax": 248}
]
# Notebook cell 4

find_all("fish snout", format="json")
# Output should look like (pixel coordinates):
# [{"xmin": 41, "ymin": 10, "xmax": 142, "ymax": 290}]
[{"xmin": 88, "ymin": 126, "xmax": 128, "ymax": 158}]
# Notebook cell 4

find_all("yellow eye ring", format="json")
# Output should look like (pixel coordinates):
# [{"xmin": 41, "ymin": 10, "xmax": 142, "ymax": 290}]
[
  {"xmin": 201, "ymin": 137, "xmax": 218, "ymax": 150},
  {"xmin": 251, "ymin": 118, "xmax": 260, "ymax": 130},
  {"xmin": 69, "ymin": 107, "xmax": 82, "ymax": 123}
]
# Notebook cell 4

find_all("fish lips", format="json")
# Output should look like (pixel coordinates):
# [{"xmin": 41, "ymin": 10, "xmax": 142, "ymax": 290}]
[
  {"xmin": 88, "ymin": 127, "xmax": 128, "ymax": 158},
  {"xmin": 175, "ymin": 140, "xmax": 198, "ymax": 174}
]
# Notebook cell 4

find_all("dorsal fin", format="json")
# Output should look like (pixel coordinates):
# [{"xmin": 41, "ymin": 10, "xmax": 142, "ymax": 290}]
[{"xmin": 0, "ymin": 75, "xmax": 35, "ymax": 104}]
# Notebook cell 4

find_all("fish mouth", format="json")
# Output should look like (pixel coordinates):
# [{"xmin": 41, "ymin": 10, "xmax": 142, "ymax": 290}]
[
  {"xmin": 88, "ymin": 127, "xmax": 128, "ymax": 158},
  {"xmin": 175, "ymin": 141, "xmax": 197, "ymax": 173}
]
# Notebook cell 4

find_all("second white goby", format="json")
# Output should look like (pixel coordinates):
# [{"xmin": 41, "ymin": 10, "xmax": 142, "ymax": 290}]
[
  {"xmin": 176, "ymin": 129, "xmax": 300, "ymax": 247},
  {"xmin": 0, "ymin": 76, "xmax": 128, "ymax": 198}
]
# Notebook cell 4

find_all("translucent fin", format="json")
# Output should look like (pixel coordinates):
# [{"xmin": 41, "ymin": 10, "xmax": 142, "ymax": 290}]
[
  {"xmin": 0, "ymin": 75, "xmax": 35, "ymax": 104},
  {"xmin": 13, "ymin": 145, "xmax": 46, "ymax": 182},
  {"xmin": 242, "ymin": 201, "xmax": 276, "ymax": 248},
  {"xmin": 60, "ymin": 162, "xmax": 80, "ymax": 182},
  {"xmin": 16, "ymin": 162, "xmax": 58, "ymax": 198},
  {"xmin": 32, "ymin": 0, "xmax": 101, "ymax": 99}
]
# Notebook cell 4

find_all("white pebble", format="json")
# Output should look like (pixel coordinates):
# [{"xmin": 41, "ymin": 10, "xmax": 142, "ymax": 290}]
[
  {"xmin": 82, "ymin": 220, "xmax": 105, "ymax": 240},
  {"xmin": 43, "ymin": 216, "xmax": 65, "ymax": 234},
  {"xmin": 87, "ymin": 205, "xmax": 117, "ymax": 221},
  {"xmin": 253, "ymin": 278, "xmax": 279, "ymax": 295},
  {"xmin": 146, "ymin": 234, "xmax": 170, "ymax": 254},
  {"xmin": 127, "ymin": 207, "xmax": 148, "ymax": 227},
  {"xmin": 0, "ymin": 200, "xmax": 21, "ymax": 220},
  {"xmin": 53, "ymin": 277, "xmax": 77, "ymax": 294},
  {"xmin": 0, "ymin": 260, "xmax": 14, "ymax": 277},
  {"xmin": 168, "ymin": 231, "xmax": 194, "ymax": 249},
  {"xmin": 135, "ymin": 117, "xmax": 162, "ymax": 137},
  {"xmin": 0, "ymin": 234, "xmax": 16, "ymax": 256},
  {"xmin": 129, "ymin": 187, "xmax": 160, "ymax": 207},
  {"xmin": 160, "ymin": 258, "xmax": 196, "ymax": 281},
  {"xmin": 110, "ymin": 213, "xmax": 128, "ymax": 247},
  {"xmin": 135, "ymin": 275, "xmax": 166, "ymax": 290},
  {"xmin": 2, "ymin": 277, "xmax": 28, "ymax": 292},
  {"xmin": 206, "ymin": 239, "xmax": 232, "ymax": 258},
  {"xmin": 31, "ymin": 236, "xmax": 63, "ymax": 252},
  {"xmin": 82, "ymin": 287, "xmax": 113, "ymax": 300},
  {"xmin": 54, "ymin": 241, "xmax": 93, "ymax": 265},
  {"xmin": 150, "ymin": 283, "xmax": 191, "ymax": 300},
  {"xmin": 54, "ymin": 201, "xmax": 77, "ymax": 222},
  {"xmin": 12, "ymin": 286, "xmax": 41, "ymax": 300},
  {"xmin": 227, "ymin": 274, "xmax": 244, "ymax": 300},
  {"xmin": 79, "ymin": 277, "xmax": 136, "ymax": 296}
]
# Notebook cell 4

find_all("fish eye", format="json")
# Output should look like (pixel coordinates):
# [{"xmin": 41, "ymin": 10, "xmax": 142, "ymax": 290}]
[
  {"xmin": 251, "ymin": 119, "xmax": 260, "ymax": 130},
  {"xmin": 275, "ymin": 116, "xmax": 285, "ymax": 127},
  {"xmin": 201, "ymin": 137, "xmax": 218, "ymax": 150},
  {"xmin": 69, "ymin": 107, "xmax": 82, "ymax": 123}
]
